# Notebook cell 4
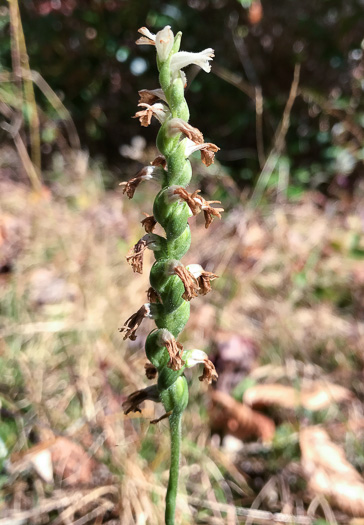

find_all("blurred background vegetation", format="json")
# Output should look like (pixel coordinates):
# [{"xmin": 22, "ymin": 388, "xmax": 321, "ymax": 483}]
[
  {"xmin": 1, "ymin": 1, "xmax": 364, "ymax": 524},
  {"xmin": 1, "ymin": 0, "xmax": 364, "ymax": 197}
]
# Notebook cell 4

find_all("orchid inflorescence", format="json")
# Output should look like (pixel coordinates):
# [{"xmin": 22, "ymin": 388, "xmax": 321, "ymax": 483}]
[{"xmin": 120, "ymin": 25, "xmax": 221, "ymax": 525}]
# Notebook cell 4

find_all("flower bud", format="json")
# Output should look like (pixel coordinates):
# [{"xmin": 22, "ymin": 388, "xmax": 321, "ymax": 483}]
[{"xmin": 155, "ymin": 26, "xmax": 174, "ymax": 61}]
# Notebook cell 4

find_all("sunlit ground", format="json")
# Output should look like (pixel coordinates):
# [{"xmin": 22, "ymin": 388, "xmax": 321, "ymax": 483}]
[{"xmin": 1, "ymin": 149, "xmax": 364, "ymax": 523}]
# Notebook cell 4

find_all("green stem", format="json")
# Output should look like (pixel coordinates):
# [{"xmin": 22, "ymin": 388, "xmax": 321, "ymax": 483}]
[{"xmin": 165, "ymin": 410, "xmax": 183, "ymax": 525}]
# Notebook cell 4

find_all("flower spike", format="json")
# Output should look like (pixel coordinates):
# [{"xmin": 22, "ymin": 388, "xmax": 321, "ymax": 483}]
[{"xmin": 121, "ymin": 26, "xmax": 220, "ymax": 524}]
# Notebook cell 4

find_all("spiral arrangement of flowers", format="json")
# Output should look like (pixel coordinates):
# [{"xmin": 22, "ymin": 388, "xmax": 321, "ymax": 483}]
[{"xmin": 120, "ymin": 26, "xmax": 222, "ymax": 525}]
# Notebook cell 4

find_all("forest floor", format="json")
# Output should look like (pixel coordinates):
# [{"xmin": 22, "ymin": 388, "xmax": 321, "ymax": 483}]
[{"xmin": 1, "ymin": 152, "xmax": 364, "ymax": 524}]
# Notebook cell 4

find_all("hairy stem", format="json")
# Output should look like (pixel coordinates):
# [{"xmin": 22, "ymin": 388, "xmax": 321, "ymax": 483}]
[{"xmin": 165, "ymin": 411, "xmax": 182, "ymax": 525}]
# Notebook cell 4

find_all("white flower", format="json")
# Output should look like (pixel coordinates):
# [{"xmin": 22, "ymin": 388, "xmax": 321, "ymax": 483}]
[
  {"xmin": 184, "ymin": 349, "xmax": 208, "ymax": 368},
  {"xmin": 170, "ymin": 48, "xmax": 215, "ymax": 74},
  {"xmin": 184, "ymin": 138, "xmax": 203, "ymax": 157},
  {"xmin": 166, "ymin": 185, "xmax": 182, "ymax": 202},
  {"xmin": 155, "ymin": 26, "xmax": 174, "ymax": 61},
  {"xmin": 137, "ymin": 26, "xmax": 174, "ymax": 62},
  {"xmin": 186, "ymin": 264, "xmax": 204, "ymax": 279},
  {"xmin": 184, "ymin": 349, "xmax": 218, "ymax": 383}
]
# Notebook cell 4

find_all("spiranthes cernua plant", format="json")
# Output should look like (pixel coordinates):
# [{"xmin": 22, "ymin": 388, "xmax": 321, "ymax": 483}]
[{"xmin": 120, "ymin": 25, "xmax": 222, "ymax": 525}]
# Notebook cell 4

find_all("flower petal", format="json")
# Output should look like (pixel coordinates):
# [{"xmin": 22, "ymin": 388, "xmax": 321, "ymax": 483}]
[{"xmin": 170, "ymin": 48, "xmax": 215, "ymax": 73}]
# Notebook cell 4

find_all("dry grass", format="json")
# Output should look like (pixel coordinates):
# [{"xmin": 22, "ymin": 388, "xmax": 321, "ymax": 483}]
[{"xmin": 1, "ymin": 152, "xmax": 364, "ymax": 524}]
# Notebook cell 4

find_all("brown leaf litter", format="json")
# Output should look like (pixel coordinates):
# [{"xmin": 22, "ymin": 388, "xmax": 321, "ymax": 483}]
[
  {"xmin": 210, "ymin": 390, "xmax": 275, "ymax": 443},
  {"xmin": 300, "ymin": 426, "xmax": 364, "ymax": 516},
  {"xmin": 243, "ymin": 381, "xmax": 353, "ymax": 411}
]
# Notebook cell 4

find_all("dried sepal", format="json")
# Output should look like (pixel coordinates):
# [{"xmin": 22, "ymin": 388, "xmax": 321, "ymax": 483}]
[
  {"xmin": 199, "ymin": 359, "xmax": 218, "ymax": 384},
  {"xmin": 147, "ymin": 286, "xmax": 161, "ymax": 304},
  {"xmin": 145, "ymin": 362, "xmax": 157, "ymax": 380},
  {"xmin": 163, "ymin": 336, "xmax": 185, "ymax": 371},
  {"xmin": 123, "ymin": 385, "xmax": 160, "ymax": 415},
  {"xmin": 173, "ymin": 264, "xmax": 199, "ymax": 301},
  {"xmin": 126, "ymin": 237, "xmax": 148, "ymax": 274},
  {"xmin": 141, "ymin": 214, "xmax": 157, "ymax": 233},
  {"xmin": 119, "ymin": 304, "xmax": 150, "ymax": 341}
]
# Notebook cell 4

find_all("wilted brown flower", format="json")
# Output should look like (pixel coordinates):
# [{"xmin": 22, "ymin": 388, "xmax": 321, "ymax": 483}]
[
  {"xmin": 172, "ymin": 187, "xmax": 202, "ymax": 215},
  {"xmin": 138, "ymin": 88, "xmax": 166, "ymax": 105},
  {"xmin": 147, "ymin": 286, "xmax": 161, "ymax": 303},
  {"xmin": 120, "ymin": 166, "xmax": 159, "ymax": 199},
  {"xmin": 151, "ymin": 155, "xmax": 167, "ymax": 169},
  {"xmin": 123, "ymin": 385, "xmax": 160, "ymax": 415},
  {"xmin": 162, "ymin": 335, "xmax": 185, "ymax": 371},
  {"xmin": 196, "ymin": 270, "xmax": 219, "ymax": 295},
  {"xmin": 185, "ymin": 140, "xmax": 220, "ymax": 166},
  {"xmin": 141, "ymin": 214, "xmax": 157, "ymax": 233},
  {"xmin": 173, "ymin": 264, "xmax": 199, "ymax": 301},
  {"xmin": 126, "ymin": 237, "xmax": 148, "ymax": 274},
  {"xmin": 194, "ymin": 193, "xmax": 224, "ymax": 228},
  {"xmin": 172, "ymin": 187, "xmax": 223, "ymax": 228},
  {"xmin": 119, "ymin": 304, "xmax": 151, "ymax": 341},
  {"xmin": 167, "ymin": 118, "xmax": 204, "ymax": 144},
  {"xmin": 199, "ymin": 359, "xmax": 218, "ymax": 384},
  {"xmin": 133, "ymin": 103, "xmax": 169, "ymax": 127},
  {"xmin": 145, "ymin": 361, "xmax": 157, "ymax": 379}
]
